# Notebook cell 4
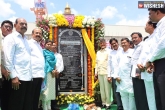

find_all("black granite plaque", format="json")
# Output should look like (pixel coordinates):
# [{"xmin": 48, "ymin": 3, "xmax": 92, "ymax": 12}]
[{"xmin": 58, "ymin": 28, "xmax": 84, "ymax": 92}]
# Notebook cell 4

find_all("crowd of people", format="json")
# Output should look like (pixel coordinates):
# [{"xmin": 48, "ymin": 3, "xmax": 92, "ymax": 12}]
[
  {"xmin": 95, "ymin": 8, "xmax": 165, "ymax": 110},
  {"xmin": 0, "ymin": 7, "xmax": 165, "ymax": 110},
  {"xmin": 0, "ymin": 18, "xmax": 64, "ymax": 110}
]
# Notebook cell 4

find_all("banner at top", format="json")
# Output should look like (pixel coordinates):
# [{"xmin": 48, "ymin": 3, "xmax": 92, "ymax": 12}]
[{"xmin": 34, "ymin": 0, "xmax": 46, "ymax": 8}]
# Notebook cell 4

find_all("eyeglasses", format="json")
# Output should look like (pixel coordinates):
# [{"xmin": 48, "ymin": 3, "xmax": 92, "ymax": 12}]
[{"xmin": 3, "ymin": 25, "xmax": 12, "ymax": 30}]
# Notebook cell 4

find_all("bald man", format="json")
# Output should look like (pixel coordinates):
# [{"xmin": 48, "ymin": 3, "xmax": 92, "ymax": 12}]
[
  {"xmin": 29, "ymin": 28, "xmax": 45, "ymax": 110},
  {"xmin": 3, "ymin": 18, "xmax": 33, "ymax": 110}
]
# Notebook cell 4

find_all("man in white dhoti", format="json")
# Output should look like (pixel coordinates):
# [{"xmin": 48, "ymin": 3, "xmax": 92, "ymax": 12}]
[
  {"xmin": 137, "ymin": 20, "xmax": 157, "ymax": 110},
  {"xmin": 95, "ymin": 38, "xmax": 111, "ymax": 110},
  {"xmin": 115, "ymin": 38, "xmax": 136, "ymax": 110}
]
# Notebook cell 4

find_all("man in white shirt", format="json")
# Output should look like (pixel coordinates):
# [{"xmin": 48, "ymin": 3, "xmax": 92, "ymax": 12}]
[
  {"xmin": 137, "ymin": 21, "xmax": 157, "ymax": 110},
  {"xmin": 3, "ymin": 18, "xmax": 33, "ymax": 110},
  {"xmin": 51, "ymin": 43, "xmax": 64, "ymax": 110},
  {"xmin": 108, "ymin": 38, "xmax": 123, "ymax": 110},
  {"xmin": 95, "ymin": 38, "xmax": 111, "ymax": 110},
  {"xmin": 130, "ymin": 32, "xmax": 149, "ymax": 110},
  {"xmin": 145, "ymin": 8, "xmax": 165, "ymax": 110},
  {"xmin": 115, "ymin": 38, "xmax": 136, "ymax": 110},
  {"xmin": 0, "ymin": 20, "xmax": 13, "ymax": 110},
  {"xmin": 29, "ymin": 28, "xmax": 45, "ymax": 110}
]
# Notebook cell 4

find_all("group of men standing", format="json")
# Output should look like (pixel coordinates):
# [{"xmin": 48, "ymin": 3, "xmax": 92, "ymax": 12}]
[
  {"xmin": 95, "ymin": 8, "xmax": 165, "ymax": 110},
  {"xmin": 0, "ymin": 18, "xmax": 63, "ymax": 110}
]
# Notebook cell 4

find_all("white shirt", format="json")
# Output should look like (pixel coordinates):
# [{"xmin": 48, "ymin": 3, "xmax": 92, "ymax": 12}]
[
  {"xmin": 95, "ymin": 48, "xmax": 110, "ymax": 75},
  {"xmin": 108, "ymin": 47, "xmax": 122, "ymax": 78},
  {"xmin": 138, "ymin": 33, "xmax": 156, "ymax": 81},
  {"xmin": 3, "ymin": 31, "xmax": 32, "ymax": 81},
  {"xmin": 0, "ymin": 30, "xmax": 3, "ymax": 78},
  {"xmin": 130, "ymin": 41, "xmax": 143, "ymax": 77},
  {"xmin": 54, "ymin": 52, "xmax": 64, "ymax": 73},
  {"xmin": 28, "ymin": 39, "xmax": 45, "ymax": 78},
  {"xmin": 115, "ymin": 49, "xmax": 134, "ymax": 93},
  {"xmin": 149, "ymin": 16, "xmax": 165, "ymax": 62}
]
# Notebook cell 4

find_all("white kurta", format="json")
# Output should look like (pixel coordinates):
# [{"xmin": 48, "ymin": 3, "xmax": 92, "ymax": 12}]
[
  {"xmin": 137, "ymin": 33, "xmax": 157, "ymax": 110},
  {"xmin": 138, "ymin": 33, "xmax": 155, "ymax": 81},
  {"xmin": 116, "ymin": 49, "xmax": 134, "ymax": 93},
  {"xmin": 115, "ymin": 48, "xmax": 136, "ymax": 110},
  {"xmin": 108, "ymin": 47, "xmax": 122, "ymax": 78}
]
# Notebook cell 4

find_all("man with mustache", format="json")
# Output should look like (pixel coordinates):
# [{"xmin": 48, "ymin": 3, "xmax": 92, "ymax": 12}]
[
  {"xmin": 0, "ymin": 20, "xmax": 13, "ymax": 110},
  {"xmin": 115, "ymin": 38, "xmax": 136, "ymax": 110},
  {"xmin": 108, "ymin": 38, "xmax": 123, "ymax": 110},
  {"xmin": 137, "ymin": 21, "xmax": 157, "ymax": 110},
  {"xmin": 28, "ymin": 28, "xmax": 45, "ymax": 110},
  {"xmin": 3, "ymin": 18, "xmax": 33, "ymax": 110},
  {"xmin": 130, "ymin": 32, "xmax": 149, "ymax": 110},
  {"xmin": 145, "ymin": 8, "xmax": 165, "ymax": 110}
]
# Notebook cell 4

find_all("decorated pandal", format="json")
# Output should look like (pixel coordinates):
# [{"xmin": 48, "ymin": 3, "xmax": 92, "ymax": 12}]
[{"xmin": 36, "ymin": 3, "xmax": 105, "ymax": 106}]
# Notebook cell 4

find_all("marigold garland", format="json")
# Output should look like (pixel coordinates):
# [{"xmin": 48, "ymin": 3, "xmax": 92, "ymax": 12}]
[
  {"xmin": 53, "ymin": 14, "xmax": 69, "ymax": 27},
  {"xmin": 72, "ymin": 15, "xmax": 85, "ymax": 28},
  {"xmin": 56, "ymin": 94, "xmax": 95, "ymax": 105}
]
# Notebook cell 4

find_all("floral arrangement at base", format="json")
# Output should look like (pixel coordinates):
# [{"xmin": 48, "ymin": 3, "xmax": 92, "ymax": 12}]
[
  {"xmin": 56, "ymin": 94, "xmax": 95, "ymax": 106},
  {"xmin": 93, "ymin": 81, "xmax": 102, "ymax": 107},
  {"xmin": 83, "ymin": 103, "xmax": 101, "ymax": 110}
]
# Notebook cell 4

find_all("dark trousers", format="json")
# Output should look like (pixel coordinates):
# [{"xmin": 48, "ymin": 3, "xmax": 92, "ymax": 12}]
[
  {"xmin": 112, "ymin": 78, "xmax": 123, "ymax": 109},
  {"xmin": 8, "ymin": 80, "xmax": 33, "ymax": 110},
  {"xmin": 0, "ymin": 78, "xmax": 2, "ymax": 108},
  {"xmin": 51, "ymin": 78, "xmax": 59, "ymax": 109},
  {"xmin": 1, "ymin": 79, "xmax": 11, "ymax": 110},
  {"xmin": 32, "ymin": 78, "xmax": 43, "ymax": 110},
  {"xmin": 132, "ymin": 78, "xmax": 149, "ymax": 110},
  {"xmin": 153, "ymin": 58, "xmax": 165, "ymax": 110}
]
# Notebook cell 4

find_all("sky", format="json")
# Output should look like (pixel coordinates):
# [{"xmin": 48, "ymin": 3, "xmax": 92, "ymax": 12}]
[{"xmin": 0, "ymin": 0, "xmax": 160, "ymax": 26}]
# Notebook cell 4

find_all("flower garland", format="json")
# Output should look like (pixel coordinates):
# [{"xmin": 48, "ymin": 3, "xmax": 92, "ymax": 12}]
[
  {"xmin": 94, "ymin": 18, "xmax": 105, "ymax": 51},
  {"xmin": 56, "ymin": 94, "xmax": 95, "ymax": 105},
  {"xmin": 53, "ymin": 14, "xmax": 69, "ymax": 27},
  {"xmin": 82, "ymin": 16, "xmax": 96, "ymax": 28},
  {"xmin": 36, "ymin": 17, "xmax": 50, "ymax": 39},
  {"xmin": 64, "ymin": 14, "xmax": 75, "ymax": 27},
  {"xmin": 72, "ymin": 15, "xmax": 85, "ymax": 28}
]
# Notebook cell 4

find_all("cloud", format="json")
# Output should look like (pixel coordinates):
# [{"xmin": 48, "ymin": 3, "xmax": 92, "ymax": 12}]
[
  {"xmin": 92, "ymin": 6, "xmax": 118, "ymax": 19},
  {"xmin": 116, "ymin": 16, "xmax": 148, "ymax": 26},
  {"xmin": 12, "ymin": 0, "xmax": 34, "ymax": 10},
  {"xmin": 0, "ymin": 0, "xmax": 15, "ymax": 17},
  {"xmin": 8, "ymin": 16, "xmax": 18, "ymax": 22},
  {"xmin": 71, "ymin": 8, "xmax": 78, "ymax": 15},
  {"xmin": 100, "ymin": 6, "xmax": 118, "ymax": 19},
  {"xmin": 50, "ymin": 2, "xmax": 55, "ymax": 8},
  {"xmin": 58, "ymin": 10, "xmax": 63, "ymax": 14}
]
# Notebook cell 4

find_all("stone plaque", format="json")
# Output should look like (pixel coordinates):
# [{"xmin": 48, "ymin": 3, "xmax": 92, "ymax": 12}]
[{"xmin": 58, "ymin": 28, "xmax": 84, "ymax": 92}]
